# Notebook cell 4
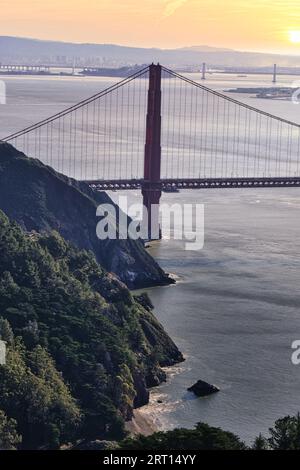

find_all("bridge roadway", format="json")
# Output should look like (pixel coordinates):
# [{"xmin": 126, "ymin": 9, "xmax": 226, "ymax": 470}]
[{"xmin": 84, "ymin": 177, "xmax": 300, "ymax": 191}]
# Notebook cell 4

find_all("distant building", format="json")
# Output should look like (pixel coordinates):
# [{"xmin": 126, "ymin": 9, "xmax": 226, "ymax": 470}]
[{"xmin": 0, "ymin": 340, "xmax": 6, "ymax": 365}]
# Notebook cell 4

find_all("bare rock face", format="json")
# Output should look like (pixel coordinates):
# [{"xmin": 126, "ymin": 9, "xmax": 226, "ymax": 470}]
[{"xmin": 188, "ymin": 380, "xmax": 220, "ymax": 397}]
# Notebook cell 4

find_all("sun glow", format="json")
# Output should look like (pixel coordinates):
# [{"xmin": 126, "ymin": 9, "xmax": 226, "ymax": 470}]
[
  {"xmin": 3, "ymin": 1, "xmax": 300, "ymax": 51},
  {"xmin": 288, "ymin": 30, "xmax": 300, "ymax": 44}
]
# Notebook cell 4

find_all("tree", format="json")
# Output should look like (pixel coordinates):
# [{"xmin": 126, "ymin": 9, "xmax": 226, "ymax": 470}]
[
  {"xmin": 252, "ymin": 433, "xmax": 268, "ymax": 450},
  {"xmin": 0, "ymin": 409, "xmax": 21, "ymax": 450},
  {"xmin": 268, "ymin": 414, "xmax": 300, "ymax": 450},
  {"xmin": 39, "ymin": 231, "xmax": 67, "ymax": 259},
  {"xmin": 0, "ymin": 318, "xmax": 14, "ymax": 346}
]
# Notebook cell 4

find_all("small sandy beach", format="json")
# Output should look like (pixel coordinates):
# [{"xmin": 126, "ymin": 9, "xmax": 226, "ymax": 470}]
[{"xmin": 125, "ymin": 409, "xmax": 158, "ymax": 436}]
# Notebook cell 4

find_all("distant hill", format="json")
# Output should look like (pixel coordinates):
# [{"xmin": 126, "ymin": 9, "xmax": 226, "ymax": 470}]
[{"xmin": 1, "ymin": 36, "xmax": 300, "ymax": 68}]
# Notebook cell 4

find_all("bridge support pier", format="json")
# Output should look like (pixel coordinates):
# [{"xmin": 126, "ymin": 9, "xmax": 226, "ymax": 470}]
[
  {"xmin": 142, "ymin": 63, "xmax": 162, "ymax": 240},
  {"xmin": 142, "ymin": 183, "xmax": 162, "ymax": 240}
]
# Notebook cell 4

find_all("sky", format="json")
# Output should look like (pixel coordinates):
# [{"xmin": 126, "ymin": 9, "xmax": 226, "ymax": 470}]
[{"xmin": 2, "ymin": 0, "xmax": 300, "ymax": 54}]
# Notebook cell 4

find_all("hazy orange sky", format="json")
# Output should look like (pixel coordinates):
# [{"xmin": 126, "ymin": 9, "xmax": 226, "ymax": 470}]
[{"xmin": 2, "ymin": 0, "xmax": 300, "ymax": 53}]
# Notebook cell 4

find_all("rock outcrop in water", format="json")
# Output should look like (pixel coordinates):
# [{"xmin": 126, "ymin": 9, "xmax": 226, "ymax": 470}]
[
  {"xmin": 0, "ymin": 143, "xmax": 174, "ymax": 289},
  {"xmin": 188, "ymin": 380, "xmax": 220, "ymax": 397}
]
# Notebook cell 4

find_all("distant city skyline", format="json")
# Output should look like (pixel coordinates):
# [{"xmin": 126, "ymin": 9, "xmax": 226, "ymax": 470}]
[{"xmin": 2, "ymin": 0, "xmax": 300, "ymax": 55}]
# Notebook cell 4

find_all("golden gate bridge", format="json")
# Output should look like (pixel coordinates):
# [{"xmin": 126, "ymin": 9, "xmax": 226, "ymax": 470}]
[{"xmin": 2, "ymin": 64, "xmax": 300, "ymax": 235}]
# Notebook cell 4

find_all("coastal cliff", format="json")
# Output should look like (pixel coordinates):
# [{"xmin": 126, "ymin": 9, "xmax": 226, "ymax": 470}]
[
  {"xmin": 0, "ymin": 142, "xmax": 173, "ymax": 289},
  {"xmin": 0, "ymin": 211, "xmax": 183, "ymax": 449}
]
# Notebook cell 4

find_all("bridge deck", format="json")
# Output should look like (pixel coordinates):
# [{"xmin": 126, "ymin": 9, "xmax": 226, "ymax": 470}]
[{"xmin": 85, "ymin": 177, "xmax": 300, "ymax": 191}]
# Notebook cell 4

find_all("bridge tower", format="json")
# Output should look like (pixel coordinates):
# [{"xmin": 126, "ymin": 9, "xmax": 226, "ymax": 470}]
[
  {"xmin": 142, "ymin": 63, "xmax": 162, "ymax": 240},
  {"xmin": 272, "ymin": 64, "xmax": 277, "ymax": 83}
]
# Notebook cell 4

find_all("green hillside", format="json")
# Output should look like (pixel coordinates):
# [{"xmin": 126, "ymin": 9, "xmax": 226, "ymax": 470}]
[{"xmin": 0, "ymin": 211, "xmax": 183, "ymax": 449}]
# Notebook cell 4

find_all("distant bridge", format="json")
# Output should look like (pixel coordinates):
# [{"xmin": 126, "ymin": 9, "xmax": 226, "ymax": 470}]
[{"xmin": 0, "ymin": 64, "xmax": 51, "ymax": 73}]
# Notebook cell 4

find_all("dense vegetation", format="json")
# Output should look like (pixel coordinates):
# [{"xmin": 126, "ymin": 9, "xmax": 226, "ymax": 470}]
[
  {"xmin": 120, "ymin": 415, "xmax": 300, "ymax": 451},
  {"xmin": 0, "ymin": 210, "xmax": 182, "ymax": 449},
  {"xmin": 121, "ymin": 422, "xmax": 246, "ymax": 450}
]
